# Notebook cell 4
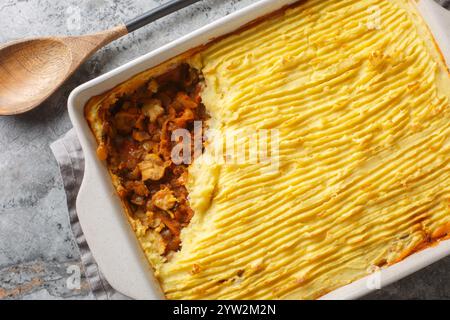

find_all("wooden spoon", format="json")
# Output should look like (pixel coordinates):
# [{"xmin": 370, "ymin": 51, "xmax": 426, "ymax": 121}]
[{"xmin": 0, "ymin": 0, "xmax": 202, "ymax": 116}]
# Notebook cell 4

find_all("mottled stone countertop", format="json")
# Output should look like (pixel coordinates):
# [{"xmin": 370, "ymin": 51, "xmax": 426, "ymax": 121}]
[{"xmin": 0, "ymin": 0, "xmax": 449, "ymax": 300}]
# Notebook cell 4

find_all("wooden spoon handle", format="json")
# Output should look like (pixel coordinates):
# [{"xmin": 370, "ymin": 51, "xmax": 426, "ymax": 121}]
[{"xmin": 125, "ymin": 0, "xmax": 203, "ymax": 33}]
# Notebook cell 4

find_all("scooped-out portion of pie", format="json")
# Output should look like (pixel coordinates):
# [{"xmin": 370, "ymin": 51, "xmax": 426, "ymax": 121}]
[{"xmin": 85, "ymin": 0, "xmax": 450, "ymax": 299}]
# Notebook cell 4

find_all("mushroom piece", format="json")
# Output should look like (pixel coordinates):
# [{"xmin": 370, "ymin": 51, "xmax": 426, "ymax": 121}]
[
  {"xmin": 175, "ymin": 92, "xmax": 198, "ymax": 109},
  {"xmin": 124, "ymin": 180, "xmax": 149, "ymax": 197},
  {"xmin": 114, "ymin": 111, "xmax": 138, "ymax": 134},
  {"xmin": 147, "ymin": 79, "xmax": 159, "ymax": 93}
]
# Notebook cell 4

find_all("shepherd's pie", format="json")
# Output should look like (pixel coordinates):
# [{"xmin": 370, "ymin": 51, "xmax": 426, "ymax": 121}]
[{"xmin": 85, "ymin": 0, "xmax": 450, "ymax": 299}]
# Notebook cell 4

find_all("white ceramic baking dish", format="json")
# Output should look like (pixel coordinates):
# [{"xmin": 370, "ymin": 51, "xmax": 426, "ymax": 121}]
[{"xmin": 68, "ymin": 0, "xmax": 450, "ymax": 300}]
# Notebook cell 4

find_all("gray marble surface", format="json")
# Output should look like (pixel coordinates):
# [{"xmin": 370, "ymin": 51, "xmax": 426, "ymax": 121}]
[{"xmin": 0, "ymin": 0, "xmax": 449, "ymax": 300}]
